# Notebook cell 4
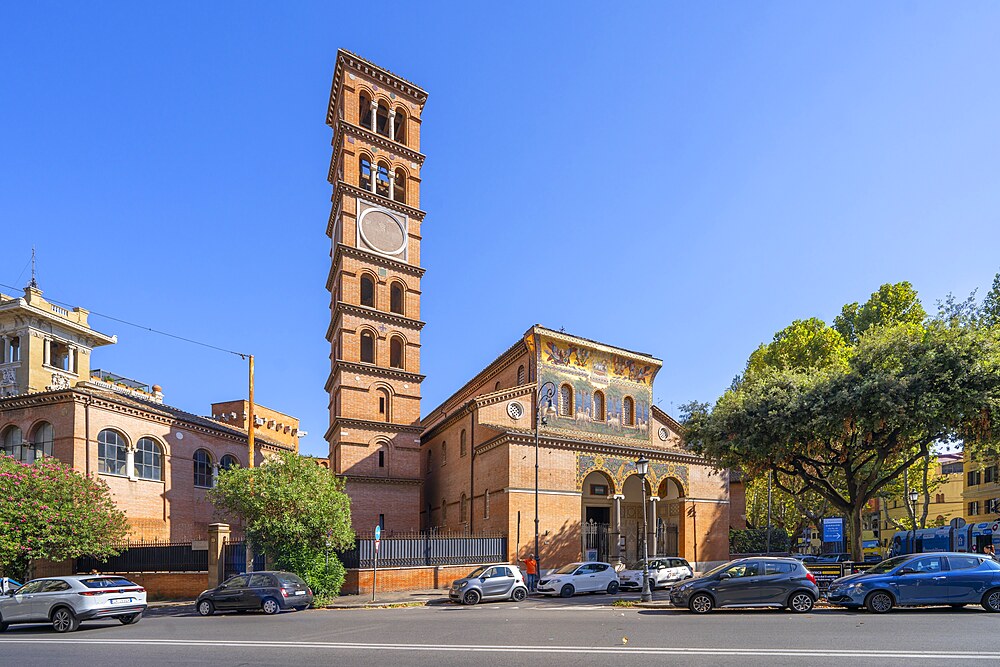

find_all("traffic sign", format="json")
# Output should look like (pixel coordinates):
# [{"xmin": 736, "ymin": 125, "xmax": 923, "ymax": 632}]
[{"xmin": 375, "ymin": 525, "xmax": 382, "ymax": 541}]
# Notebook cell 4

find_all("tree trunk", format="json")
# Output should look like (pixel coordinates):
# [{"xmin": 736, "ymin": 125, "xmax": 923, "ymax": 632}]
[{"xmin": 848, "ymin": 506, "xmax": 864, "ymax": 562}]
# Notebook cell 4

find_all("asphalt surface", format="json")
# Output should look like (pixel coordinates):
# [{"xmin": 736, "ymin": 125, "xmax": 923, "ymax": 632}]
[{"xmin": 1, "ymin": 593, "xmax": 998, "ymax": 666}]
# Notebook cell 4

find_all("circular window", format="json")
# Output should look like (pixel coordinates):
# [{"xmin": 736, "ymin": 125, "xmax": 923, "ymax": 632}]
[
  {"xmin": 658, "ymin": 427, "xmax": 668, "ymax": 441},
  {"xmin": 359, "ymin": 208, "xmax": 406, "ymax": 256},
  {"xmin": 507, "ymin": 401, "xmax": 524, "ymax": 420}
]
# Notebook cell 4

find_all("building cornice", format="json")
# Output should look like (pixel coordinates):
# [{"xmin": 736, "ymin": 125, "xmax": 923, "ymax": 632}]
[
  {"xmin": 325, "ymin": 362, "xmax": 425, "ymax": 392},
  {"xmin": 327, "ymin": 50, "xmax": 428, "ymax": 129},
  {"xmin": 528, "ymin": 325, "xmax": 662, "ymax": 366},
  {"xmin": 339, "ymin": 474, "xmax": 423, "ymax": 487},
  {"xmin": 324, "ymin": 416, "xmax": 424, "ymax": 442},
  {"xmin": 0, "ymin": 299, "xmax": 116, "ymax": 347},
  {"xmin": 474, "ymin": 429, "xmax": 710, "ymax": 467},
  {"xmin": 330, "ymin": 244, "xmax": 427, "ymax": 282},
  {"xmin": 326, "ymin": 302, "xmax": 425, "ymax": 341},
  {"xmin": 327, "ymin": 182, "xmax": 425, "ymax": 237},
  {"xmin": 330, "ymin": 121, "xmax": 426, "ymax": 171},
  {"xmin": 651, "ymin": 405, "xmax": 686, "ymax": 434}
]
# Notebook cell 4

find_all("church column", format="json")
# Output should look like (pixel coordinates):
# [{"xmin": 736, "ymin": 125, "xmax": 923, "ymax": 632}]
[
  {"xmin": 388, "ymin": 109, "xmax": 396, "ymax": 140},
  {"xmin": 388, "ymin": 170, "xmax": 395, "ymax": 199},
  {"xmin": 612, "ymin": 493, "xmax": 624, "ymax": 566},
  {"xmin": 370, "ymin": 164, "xmax": 378, "ymax": 194},
  {"xmin": 370, "ymin": 100, "xmax": 378, "ymax": 133},
  {"xmin": 43, "ymin": 338, "xmax": 51, "ymax": 366},
  {"xmin": 67, "ymin": 347, "xmax": 76, "ymax": 374},
  {"xmin": 648, "ymin": 496, "xmax": 660, "ymax": 556}
]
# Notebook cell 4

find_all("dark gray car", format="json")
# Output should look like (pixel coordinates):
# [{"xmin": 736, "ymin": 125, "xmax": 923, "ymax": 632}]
[
  {"xmin": 669, "ymin": 557, "xmax": 819, "ymax": 614},
  {"xmin": 449, "ymin": 565, "xmax": 528, "ymax": 605}
]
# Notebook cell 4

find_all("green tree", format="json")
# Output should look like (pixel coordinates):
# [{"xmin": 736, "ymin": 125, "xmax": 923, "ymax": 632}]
[
  {"xmin": 833, "ymin": 282, "xmax": 926, "ymax": 344},
  {"xmin": 0, "ymin": 455, "xmax": 129, "ymax": 581},
  {"xmin": 981, "ymin": 271, "xmax": 1000, "ymax": 328},
  {"xmin": 684, "ymin": 295, "xmax": 1000, "ymax": 560},
  {"xmin": 209, "ymin": 452, "xmax": 354, "ymax": 597}
]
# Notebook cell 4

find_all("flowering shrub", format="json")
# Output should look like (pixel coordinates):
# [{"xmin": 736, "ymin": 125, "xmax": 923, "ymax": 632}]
[{"xmin": 0, "ymin": 454, "xmax": 129, "ymax": 581}]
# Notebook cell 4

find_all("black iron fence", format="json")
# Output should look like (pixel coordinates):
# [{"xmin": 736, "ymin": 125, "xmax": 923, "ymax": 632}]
[
  {"xmin": 75, "ymin": 540, "xmax": 208, "ymax": 573},
  {"xmin": 338, "ymin": 532, "xmax": 507, "ymax": 569},
  {"xmin": 221, "ymin": 539, "xmax": 266, "ymax": 580}
]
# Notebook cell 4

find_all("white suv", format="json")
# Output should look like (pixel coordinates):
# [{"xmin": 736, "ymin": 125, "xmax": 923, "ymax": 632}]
[
  {"xmin": 0, "ymin": 575, "xmax": 147, "ymax": 633},
  {"xmin": 537, "ymin": 562, "xmax": 619, "ymax": 597}
]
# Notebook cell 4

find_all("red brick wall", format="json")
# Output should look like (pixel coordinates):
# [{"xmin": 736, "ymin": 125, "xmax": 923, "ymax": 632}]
[
  {"xmin": 101, "ymin": 571, "xmax": 208, "ymax": 601},
  {"xmin": 341, "ymin": 564, "xmax": 500, "ymax": 596}
]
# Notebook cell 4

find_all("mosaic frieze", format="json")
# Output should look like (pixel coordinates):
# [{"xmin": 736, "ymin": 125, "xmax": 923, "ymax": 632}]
[{"xmin": 577, "ymin": 453, "xmax": 688, "ymax": 496}]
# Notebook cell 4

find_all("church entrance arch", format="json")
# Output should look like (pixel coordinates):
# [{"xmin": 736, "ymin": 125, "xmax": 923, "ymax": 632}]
[
  {"xmin": 581, "ymin": 471, "xmax": 614, "ymax": 562},
  {"xmin": 655, "ymin": 477, "xmax": 685, "ymax": 557}
]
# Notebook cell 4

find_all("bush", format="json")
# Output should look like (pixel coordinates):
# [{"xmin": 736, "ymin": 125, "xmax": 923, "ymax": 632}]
[{"xmin": 275, "ymin": 547, "xmax": 346, "ymax": 598}]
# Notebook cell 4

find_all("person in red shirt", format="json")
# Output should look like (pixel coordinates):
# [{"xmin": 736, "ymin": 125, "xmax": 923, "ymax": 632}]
[{"xmin": 519, "ymin": 554, "xmax": 538, "ymax": 593}]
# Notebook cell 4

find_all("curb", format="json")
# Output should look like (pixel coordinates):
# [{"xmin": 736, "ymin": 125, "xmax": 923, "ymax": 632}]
[{"xmin": 324, "ymin": 597, "xmax": 450, "ymax": 610}]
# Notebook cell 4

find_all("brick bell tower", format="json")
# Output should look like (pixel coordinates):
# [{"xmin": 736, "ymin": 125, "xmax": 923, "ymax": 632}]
[{"xmin": 324, "ymin": 50, "xmax": 427, "ymax": 533}]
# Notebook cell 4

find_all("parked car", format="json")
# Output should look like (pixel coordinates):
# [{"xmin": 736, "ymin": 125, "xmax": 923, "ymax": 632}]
[
  {"xmin": 619, "ymin": 558, "xmax": 693, "ymax": 591},
  {"xmin": 196, "ymin": 571, "xmax": 312, "ymax": 616},
  {"xmin": 826, "ymin": 552, "xmax": 1000, "ymax": 613},
  {"xmin": 0, "ymin": 575, "xmax": 147, "ymax": 633},
  {"xmin": 670, "ymin": 557, "xmax": 819, "ymax": 614},
  {"xmin": 815, "ymin": 553, "xmax": 852, "ymax": 564},
  {"xmin": 449, "ymin": 564, "xmax": 528, "ymax": 605},
  {"xmin": 537, "ymin": 562, "xmax": 619, "ymax": 597}
]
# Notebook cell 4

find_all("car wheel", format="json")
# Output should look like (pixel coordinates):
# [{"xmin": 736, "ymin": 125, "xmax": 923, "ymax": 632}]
[
  {"xmin": 261, "ymin": 598, "xmax": 280, "ymax": 615},
  {"xmin": 865, "ymin": 591, "xmax": 894, "ymax": 614},
  {"xmin": 197, "ymin": 600, "xmax": 215, "ymax": 616},
  {"xmin": 606, "ymin": 580, "xmax": 620, "ymax": 595},
  {"xmin": 689, "ymin": 593, "xmax": 714, "ymax": 614},
  {"xmin": 51, "ymin": 607, "xmax": 80, "ymax": 633},
  {"xmin": 982, "ymin": 589, "xmax": 1000, "ymax": 613},
  {"xmin": 462, "ymin": 589, "xmax": 481, "ymax": 606},
  {"xmin": 118, "ymin": 613, "xmax": 142, "ymax": 625},
  {"xmin": 511, "ymin": 587, "xmax": 527, "ymax": 602},
  {"xmin": 788, "ymin": 592, "xmax": 814, "ymax": 613},
  {"xmin": 559, "ymin": 584, "xmax": 575, "ymax": 598},
  {"xmin": 0, "ymin": 616, "xmax": 7, "ymax": 633}
]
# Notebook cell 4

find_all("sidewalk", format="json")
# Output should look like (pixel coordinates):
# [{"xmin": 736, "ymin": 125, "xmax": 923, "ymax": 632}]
[{"xmin": 324, "ymin": 589, "xmax": 450, "ymax": 609}]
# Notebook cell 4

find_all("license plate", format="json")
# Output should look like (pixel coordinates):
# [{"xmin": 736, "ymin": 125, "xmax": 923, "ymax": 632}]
[
  {"xmin": 110, "ymin": 598, "xmax": 134, "ymax": 605},
  {"xmin": 294, "ymin": 590, "xmax": 306, "ymax": 595}
]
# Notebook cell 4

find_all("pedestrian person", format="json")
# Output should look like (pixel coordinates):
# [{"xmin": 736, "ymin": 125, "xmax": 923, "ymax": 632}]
[
  {"xmin": 519, "ymin": 553, "xmax": 538, "ymax": 593},
  {"xmin": 984, "ymin": 544, "xmax": 999, "ymax": 562}
]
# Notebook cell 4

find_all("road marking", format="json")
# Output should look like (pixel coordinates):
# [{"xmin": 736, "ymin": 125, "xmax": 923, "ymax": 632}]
[{"xmin": 0, "ymin": 638, "xmax": 994, "ymax": 660}]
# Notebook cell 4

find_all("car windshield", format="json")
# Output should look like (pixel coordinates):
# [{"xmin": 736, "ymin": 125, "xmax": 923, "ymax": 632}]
[
  {"xmin": 702, "ymin": 561, "xmax": 741, "ymax": 578},
  {"xmin": 81, "ymin": 577, "xmax": 135, "ymax": 588},
  {"xmin": 466, "ymin": 566, "xmax": 490, "ymax": 578},
  {"xmin": 276, "ymin": 573, "xmax": 305, "ymax": 587},
  {"xmin": 554, "ymin": 564, "xmax": 580, "ymax": 575},
  {"xmin": 864, "ymin": 555, "xmax": 911, "ymax": 575}
]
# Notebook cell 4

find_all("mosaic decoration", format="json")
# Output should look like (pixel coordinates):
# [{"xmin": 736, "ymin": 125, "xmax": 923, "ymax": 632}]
[
  {"xmin": 577, "ymin": 453, "xmax": 688, "ymax": 496},
  {"xmin": 537, "ymin": 334, "xmax": 658, "ymax": 442}
]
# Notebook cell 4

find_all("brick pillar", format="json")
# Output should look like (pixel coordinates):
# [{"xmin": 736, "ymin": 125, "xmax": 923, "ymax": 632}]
[{"xmin": 208, "ymin": 523, "xmax": 230, "ymax": 588}]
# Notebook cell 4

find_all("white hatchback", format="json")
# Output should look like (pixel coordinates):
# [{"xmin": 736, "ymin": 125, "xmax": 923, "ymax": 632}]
[
  {"xmin": 619, "ymin": 557, "xmax": 693, "ymax": 591},
  {"xmin": 537, "ymin": 562, "xmax": 619, "ymax": 597}
]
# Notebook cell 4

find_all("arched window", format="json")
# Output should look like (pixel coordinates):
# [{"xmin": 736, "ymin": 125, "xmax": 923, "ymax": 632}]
[
  {"xmin": 460, "ymin": 429, "xmax": 467, "ymax": 457},
  {"xmin": 517, "ymin": 365, "xmax": 525, "ymax": 385},
  {"xmin": 495, "ymin": 381, "xmax": 501, "ymax": 391},
  {"xmin": 359, "ymin": 91, "xmax": 373, "ymax": 128},
  {"xmin": 6, "ymin": 336, "xmax": 20, "ymax": 362},
  {"xmin": 360, "ymin": 274, "xmax": 375, "ymax": 308},
  {"xmin": 376, "ymin": 102, "xmax": 390, "ymax": 137},
  {"xmin": 220, "ymin": 454, "xmax": 239, "ymax": 471},
  {"xmin": 623, "ymin": 396, "xmax": 634, "ymax": 426},
  {"xmin": 389, "ymin": 336, "xmax": 404, "ymax": 369},
  {"xmin": 393, "ymin": 167, "xmax": 406, "ymax": 203},
  {"xmin": 393, "ymin": 107, "xmax": 407, "ymax": 144},
  {"xmin": 559, "ymin": 384, "xmax": 574, "ymax": 417},
  {"xmin": 442, "ymin": 441, "xmax": 447, "ymax": 465},
  {"xmin": 593, "ymin": 391, "xmax": 606, "ymax": 422},
  {"xmin": 360, "ymin": 330, "xmax": 375, "ymax": 364},
  {"xmin": 135, "ymin": 437, "xmax": 163, "ymax": 481},
  {"xmin": 193, "ymin": 449, "xmax": 214, "ymax": 488},
  {"xmin": 1, "ymin": 426, "xmax": 24, "ymax": 462},
  {"xmin": 30, "ymin": 422, "xmax": 54, "ymax": 460},
  {"xmin": 97, "ymin": 429, "xmax": 127, "ymax": 475},
  {"xmin": 359, "ymin": 155, "xmax": 373, "ymax": 191},
  {"xmin": 378, "ymin": 444, "xmax": 386, "ymax": 469},
  {"xmin": 377, "ymin": 388, "xmax": 390, "ymax": 421},
  {"xmin": 390, "ymin": 282, "xmax": 405, "ymax": 315},
  {"xmin": 376, "ymin": 162, "xmax": 391, "ymax": 198},
  {"xmin": 460, "ymin": 493, "xmax": 468, "ymax": 523}
]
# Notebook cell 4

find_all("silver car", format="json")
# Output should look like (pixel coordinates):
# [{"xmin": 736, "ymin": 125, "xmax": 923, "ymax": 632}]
[
  {"xmin": 0, "ymin": 575, "xmax": 147, "ymax": 632},
  {"xmin": 450, "ymin": 564, "xmax": 528, "ymax": 605}
]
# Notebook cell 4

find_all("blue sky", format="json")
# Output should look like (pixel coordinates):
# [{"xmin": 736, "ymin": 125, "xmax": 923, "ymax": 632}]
[{"xmin": 3, "ymin": 2, "xmax": 999, "ymax": 457}]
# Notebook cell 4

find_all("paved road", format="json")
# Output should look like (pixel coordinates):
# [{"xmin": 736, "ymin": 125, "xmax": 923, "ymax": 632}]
[{"xmin": 1, "ymin": 596, "xmax": 998, "ymax": 666}]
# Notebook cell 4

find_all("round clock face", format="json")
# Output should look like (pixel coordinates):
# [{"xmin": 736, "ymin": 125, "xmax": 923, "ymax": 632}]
[
  {"xmin": 359, "ymin": 209, "xmax": 406, "ymax": 255},
  {"xmin": 658, "ymin": 427, "xmax": 668, "ymax": 442},
  {"xmin": 507, "ymin": 401, "xmax": 524, "ymax": 420}
]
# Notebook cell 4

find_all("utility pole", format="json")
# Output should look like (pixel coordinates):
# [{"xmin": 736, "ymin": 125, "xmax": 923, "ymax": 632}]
[{"xmin": 247, "ymin": 354, "xmax": 255, "ymax": 468}]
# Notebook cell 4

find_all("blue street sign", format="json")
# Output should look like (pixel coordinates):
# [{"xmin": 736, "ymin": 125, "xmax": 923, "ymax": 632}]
[
  {"xmin": 374, "ymin": 525, "xmax": 381, "ymax": 541},
  {"xmin": 822, "ymin": 518, "xmax": 844, "ymax": 543}
]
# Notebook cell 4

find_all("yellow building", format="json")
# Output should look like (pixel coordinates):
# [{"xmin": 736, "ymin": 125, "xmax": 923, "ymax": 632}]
[{"xmin": 963, "ymin": 455, "xmax": 1000, "ymax": 524}]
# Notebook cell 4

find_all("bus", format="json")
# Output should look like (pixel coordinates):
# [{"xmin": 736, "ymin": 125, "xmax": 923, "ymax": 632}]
[{"xmin": 889, "ymin": 520, "xmax": 1000, "ymax": 556}]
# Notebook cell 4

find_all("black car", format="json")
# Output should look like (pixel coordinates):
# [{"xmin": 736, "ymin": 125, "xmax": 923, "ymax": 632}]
[{"xmin": 196, "ymin": 571, "xmax": 313, "ymax": 616}]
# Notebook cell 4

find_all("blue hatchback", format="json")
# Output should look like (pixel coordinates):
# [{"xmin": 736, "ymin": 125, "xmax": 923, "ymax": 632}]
[{"xmin": 826, "ymin": 552, "xmax": 1000, "ymax": 613}]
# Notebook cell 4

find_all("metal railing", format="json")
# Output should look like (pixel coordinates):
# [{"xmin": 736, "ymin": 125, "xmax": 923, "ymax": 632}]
[
  {"xmin": 75, "ymin": 540, "xmax": 208, "ymax": 573},
  {"xmin": 220, "ymin": 539, "xmax": 266, "ymax": 580},
  {"xmin": 338, "ymin": 531, "xmax": 507, "ymax": 569}
]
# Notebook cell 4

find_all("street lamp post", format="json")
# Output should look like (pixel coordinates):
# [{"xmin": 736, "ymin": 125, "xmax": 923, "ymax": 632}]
[
  {"xmin": 908, "ymin": 489, "xmax": 919, "ymax": 551},
  {"xmin": 636, "ymin": 456, "xmax": 652, "ymax": 603},
  {"xmin": 534, "ymin": 381, "xmax": 556, "ymax": 578}
]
